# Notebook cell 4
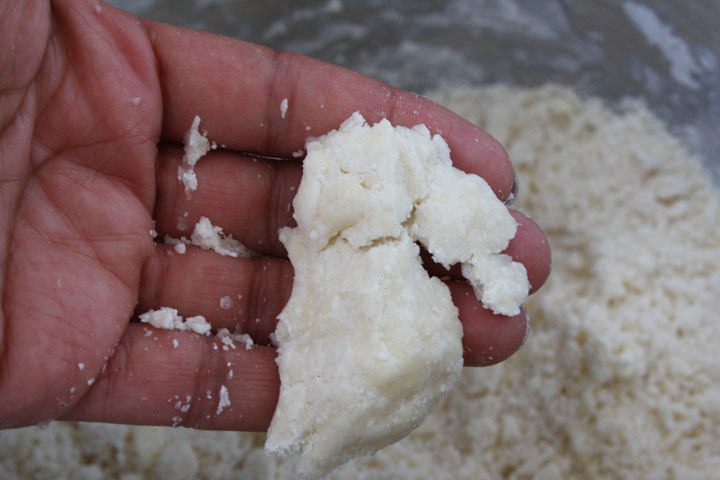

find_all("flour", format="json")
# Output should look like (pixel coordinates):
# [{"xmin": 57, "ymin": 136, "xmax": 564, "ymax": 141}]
[{"xmin": 2, "ymin": 85, "xmax": 718, "ymax": 479}]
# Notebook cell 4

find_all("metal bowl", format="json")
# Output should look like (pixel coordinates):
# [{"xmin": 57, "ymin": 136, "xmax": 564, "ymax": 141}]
[{"xmin": 116, "ymin": 0, "xmax": 719, "ymax": 182}]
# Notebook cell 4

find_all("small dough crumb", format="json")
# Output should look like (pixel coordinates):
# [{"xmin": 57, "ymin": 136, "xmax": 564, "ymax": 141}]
[
  {"xmin": 280, "ymin": 98, "xmax": 288, "ymax": 119},
  {"xmin": 216, "ymin": 385, "xmax": 231, "ymax": 415},
  {"xmin": 190, "ymin": 217, "xmax": 254, "ymax": 258},
  {"xmin": 219, "ymin": 296, "xmax": 233, "ymax": 310},
  {"xmin": 139, "ymin": 308, "xmax": 212, "ymax": 336},
  {"xmin": 217, "ymin": 328, "xmax": 254, "ymax": 350},
  {"xmin": 178, "ymin": 116, "xmax": 211, "ymax": 196},
  {"xmin": 164, "ymin": 235, "xmax": 188, "ymax": 254},
  {"xmin": 164, "ymin": 217, "xmax": 255, "ymax": 258}
]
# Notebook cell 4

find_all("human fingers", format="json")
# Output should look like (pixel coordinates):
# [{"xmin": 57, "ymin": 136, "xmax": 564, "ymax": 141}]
[
  {"xmin": 60, "ymin": 324, "xmax": 279, "ymax": 432},
  {"xmin": 152, "ymin": 145, "xmax": 299, "ymax": 257},
  {"xmin": 142, "ymin": 20, "xmax": 515, "ymax": 200},
  {"xmin": 137, "ymin": 237, "xmax": 542, "ymax": 365},
  {"xmin": 137, "ymin": 247, "xmax": 290, "ymax": 345},
  {"xmin": 60, "ymin": 288, "xmax": 517, "ymax": 434},
  {"xmin": 504, "ymin": 210, "xmax": 551, "ymax": 295},
  {"xmin": 153, "ymin": 146, "xmax": 551, "ymax": 294},
  {"xmin": 449, "ymin": 282, "xmax": 529, "ymax": 366}
]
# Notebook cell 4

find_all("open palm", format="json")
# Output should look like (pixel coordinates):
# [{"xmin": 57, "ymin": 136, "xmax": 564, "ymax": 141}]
[{"xmin": 0, "ymin": 1, "xmax": 550, "ymax": 431}]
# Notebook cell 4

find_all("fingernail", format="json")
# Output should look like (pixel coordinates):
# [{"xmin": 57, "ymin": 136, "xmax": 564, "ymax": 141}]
[
  {"xmin": 520, "ymin": 309, "xmax": 530, "ymax": 347},
  {"xmin": 504, "ymin": 170, "xmax": 519, "ymax": 206}
]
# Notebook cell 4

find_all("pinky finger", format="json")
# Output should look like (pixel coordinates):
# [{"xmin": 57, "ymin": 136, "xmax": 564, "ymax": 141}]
[
  {"xmin": 450, "ymin": 281, "xmax": 529, "ymax": 367},
  {"xmin": 60, "ymin": 324, "xmax": 279, "ymax": 432}
]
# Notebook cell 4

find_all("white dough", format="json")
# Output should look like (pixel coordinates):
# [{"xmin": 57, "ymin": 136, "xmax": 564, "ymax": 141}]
[
  {"xmin": 138, "ymin": 308, "xmax": 212, "ymax": 336},
  {"xmin": 190, "ymin": 217, "xmax": 254, "ymax": 258},
  {"xmin": 266, "ymin": 113, "xmax": 528, "ymax": 478},
  {"xmin": 178, "ymin": 116, "xmax": 211, "ymax": 196}
]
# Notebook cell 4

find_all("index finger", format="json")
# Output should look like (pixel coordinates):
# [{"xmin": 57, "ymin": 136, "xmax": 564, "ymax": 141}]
[{"xmin": 142, "ymin": 19, "xmax": 515, "ymax": 200}]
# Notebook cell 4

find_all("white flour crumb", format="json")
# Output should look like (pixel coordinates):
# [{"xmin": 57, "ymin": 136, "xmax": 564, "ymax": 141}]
[
  {"xmin": 162, "ymin": 234, "xmax": 188, "ymax": 255},
  {"xmin": 139, "ymin": 308, "xmax": 212, "ymax": 336},
  {"xmin": 217, "ymin": 329, "xmax": 236, "ymax": 350},
  {"xmin": 149, "ymin": 229, "xmax": 157, "ymax": 238},
  {"xmin": 179, "ymin": 116, "xmax": 211, "ymax": 196},
  {"xmin": 131, "ymin": 97, "xmax": 141, "ymax": 106},
  {"xmin": 216, "ymin": 328, "xmax": 254, "ymax": 350},
  {"xmin": 185, "ymin": 315, "xmax": 212, "ymax": 335},
  {"xmin": 219, "ymin": 296, "xmax": 233, "ymax": 310},
  {"xmin": 216, "ymin": 385, "xmax": 231, "ymax": 415},
  {"xmin": 280, "ymin": 98, "xmax": 288, "ymax": 119},
  {"xmin": 231, "ymin": 333, "xmax": 254, "ymax": 350},
  {"xmin": 77, "ymin": 363, "xmax": 84, "ymax": 371},
  {"xmin": 172, "ymin": 339, "xmax": 179, "ymax": 349},
  {"xmin": 292, "ymin": 150, "xmax": 304, "ymax": 158},
  {"xmin": 190, "ymin": 217, "xmax": 254, "ymax": 258}
]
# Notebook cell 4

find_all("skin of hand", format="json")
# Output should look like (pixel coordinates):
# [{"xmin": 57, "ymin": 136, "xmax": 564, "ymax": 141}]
[{"xmin": 0, "ymin": 0, "xmax": 551, "ymax": 431}]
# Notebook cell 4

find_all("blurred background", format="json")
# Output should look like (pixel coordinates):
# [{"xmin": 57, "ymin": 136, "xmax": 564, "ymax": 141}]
[{"xmin": 112, "ymin": 0, "xmax": 719, "ymax": 180}]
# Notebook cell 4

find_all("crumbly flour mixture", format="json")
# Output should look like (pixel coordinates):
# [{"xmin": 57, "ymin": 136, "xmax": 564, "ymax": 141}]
[{"xmin": 2, "ymin": 85, "xmax": 719, "ymax": 479}]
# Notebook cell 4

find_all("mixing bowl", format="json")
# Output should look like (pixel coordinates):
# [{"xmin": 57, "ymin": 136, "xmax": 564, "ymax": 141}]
[{"xmin": 116, "ymin": 0, "xmax": 719, "ymax": 181}]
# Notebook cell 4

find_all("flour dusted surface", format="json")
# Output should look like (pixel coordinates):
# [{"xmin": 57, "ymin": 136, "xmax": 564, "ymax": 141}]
[{"xmin": 2, "ymin": 85, "xmax": 719, "ymax": 479}]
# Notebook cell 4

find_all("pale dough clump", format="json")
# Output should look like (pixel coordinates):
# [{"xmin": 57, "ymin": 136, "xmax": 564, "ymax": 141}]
[
  {"xmin": 138, "ymin": 307, "xmax": 212, "ymax": 336},
  {"xmin": 178, "ymin": 116, "xmax": 210, "ymax": 196},
  {"xmin": 266, "ymin": 113, "xmax": 529, "ymax": 478},
  {"xmin": 190, "ymin": 217, "xmax": 254, "ymax": 258},
  {"xmin": 164, "ymin": 217, "xmax": 254, "ymax": 258}
]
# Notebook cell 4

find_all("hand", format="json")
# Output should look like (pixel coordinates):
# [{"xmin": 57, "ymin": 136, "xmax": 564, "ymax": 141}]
[{"xmin": 0, "ymin": 1, "xmax": 550, "ymax": 431}]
